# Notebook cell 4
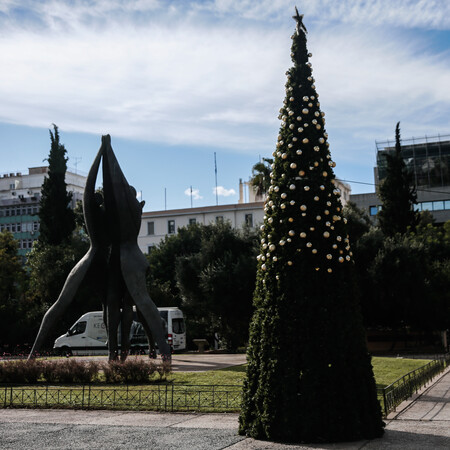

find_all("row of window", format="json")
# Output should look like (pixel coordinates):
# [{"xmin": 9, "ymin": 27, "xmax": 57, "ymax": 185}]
[
  {"xmin": 146, "ymin": 214, "xmax": 254, "ymax": 236},
  {"xmin": 0, "ymin": 205, "xmax": 39, "ymax": 217},
  {"xmin": 369, "ymin": 199, "xmax": 450, "ymax": 216},
  {"xmin": 18, "ymin": 238, "xmax": 37, "ymax": 249},
  {"xmin": 0, "ymin": 222, "xmax": 40, "ymax": 232}
]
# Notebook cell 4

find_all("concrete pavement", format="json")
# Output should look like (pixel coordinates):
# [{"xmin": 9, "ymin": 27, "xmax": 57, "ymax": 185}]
[{"xmin": 2, "ymin": 366, "xmax": 450, "ymax": 449}]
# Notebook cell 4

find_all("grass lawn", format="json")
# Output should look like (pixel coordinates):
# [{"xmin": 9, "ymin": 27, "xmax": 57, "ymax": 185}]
[
  {"xmin": 165, "ymin": 356, "xmax": 431, "ymax": 388},
  {"xmin": 372, "ymin": 357, "xmax": 431, "ymax": 388}
]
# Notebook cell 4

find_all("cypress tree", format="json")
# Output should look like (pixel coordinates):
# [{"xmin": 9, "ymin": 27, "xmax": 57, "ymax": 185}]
[
  {"xmin": 239, "ymin": 10, "xmax": 384, "ymax": 443},
  {"xmin": 378, "ymin": 123, "xmax": 418, "ymax": 236},
  {"xmin": 38, "ymin": 124, "xmax": 75, "ymax": 245}
]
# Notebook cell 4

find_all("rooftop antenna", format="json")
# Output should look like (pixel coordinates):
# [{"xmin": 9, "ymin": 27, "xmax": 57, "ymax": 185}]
[
  {"xmin": 214, "ymin": 152, "xmax": 218, "ymax": 206},
  {"xmin": 190, "ymin": 185, "xmax": 193, "ymax": 208},
  {"xmin": 73, "ymin": 157, "xmax": 82, "ymax": 174},
  {"xmin": 164, "ymin": 187, "xmax": 167, "ymax": 210}
]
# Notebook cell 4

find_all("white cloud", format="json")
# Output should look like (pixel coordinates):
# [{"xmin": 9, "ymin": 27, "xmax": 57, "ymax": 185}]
[
  {"xmin": 198, "ymin": 0, "xmax": 450, "ymax": 30},
  {"xmin": 214, "ymin": 186, "xmax": 236, "ymax": 197},
  {"xmin": 0, "ymin": 0, "xmax": 448, "ymax": 169},
  {"xmin": 184, "ymin": 187, "xmax": 202, "ymax": 200}
]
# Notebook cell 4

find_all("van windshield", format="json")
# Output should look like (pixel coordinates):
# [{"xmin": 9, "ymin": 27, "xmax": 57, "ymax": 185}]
[
  {"xmin": 172, "ymin": 318, "xmax": 185, "ymax": 334},
  {"xmin": 70, "ymin": 321, "xmax": 86, "ymax": 335}
]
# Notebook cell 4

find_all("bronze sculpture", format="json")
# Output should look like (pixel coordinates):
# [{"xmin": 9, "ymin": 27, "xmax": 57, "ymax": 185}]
[{"xmin": 29, "ymin": 135, "xmax": 171, "ymax": 361}]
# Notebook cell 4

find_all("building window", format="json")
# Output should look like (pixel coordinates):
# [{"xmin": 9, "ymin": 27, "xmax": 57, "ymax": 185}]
[
  {"xmin": 189, "ymin": 218, "xmax": 196, "ymax": 226},
  {"xmin": 369, "ymin": 206, "xmax": 379, "ymax": 216},
  {"xmin": 433, "ymin": 201, "xmax": 445, "ymax": 211},
  {"xmin": 147, "ymin": 221, "xmax": 155, "ymax": 235},
  {"xmin": 245, "ymin": 213, "xmax": 253, "ymax": 227},
  {"xmin": 168, "ymin": 220, "xmax": 175, "ymax": 234},
  {"xmin": 422, "ymin": 201, "xmax": 433, "ymax": 211},
  {"xmin": 445, "ymin": 200, "xmax": 450, "ymax": 210},
  {"xmin": 33, "ymin": 222, "xmax": 39, "ymax": 231},
  {"xmin": 9, "ymin": 183, "xmax": 14, "ymax": 190},
  {"xmin": 414, "ymin": 203, "xmax": 422, "ymax": 212},
  {"xmin": 216, "ymin": 216, "xmax": 224, "ymax": 224},
  {"xmin": 147, "ymin": 245, "xmax": 155, "ymax": 254}
]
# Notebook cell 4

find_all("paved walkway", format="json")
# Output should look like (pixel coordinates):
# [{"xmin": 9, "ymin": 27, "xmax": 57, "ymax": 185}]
[{"xmin": 2, "ymin": 367, "xmax": 450, "ymax": 449}]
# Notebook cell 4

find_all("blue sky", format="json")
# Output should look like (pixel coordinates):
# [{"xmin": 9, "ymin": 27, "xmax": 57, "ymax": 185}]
[{"xmin": 0, "ymin": 0, "xmax": 449, "ymax": 211}]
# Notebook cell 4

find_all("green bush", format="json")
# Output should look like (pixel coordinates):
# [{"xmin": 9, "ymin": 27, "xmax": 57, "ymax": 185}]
[
  {"xmin": 41, "ymin": 359, "xmax": 100, "ymax": 384},
  {"xmin": 0, "ymin": 359, "xmax": 44, "ymax": 383},
  {"xmin": 102, "ymin": 358, "xmax": 157, "ymax": 384}
]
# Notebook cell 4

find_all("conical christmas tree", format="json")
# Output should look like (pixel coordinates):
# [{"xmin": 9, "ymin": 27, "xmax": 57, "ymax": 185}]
[{"xmin": 239, "ymin": 10, "xmax": 384, "ymax": 443}]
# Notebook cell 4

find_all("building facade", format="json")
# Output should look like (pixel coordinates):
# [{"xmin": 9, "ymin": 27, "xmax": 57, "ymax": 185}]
[
  {"xmin": 351, "ymin": 135, "xmax": 450, "ymax": 224},
  {"xmin": 138, "ymin": 179, "xmax": 351, "ymax": 254},
  {"xmin": 138, "ymin": 202, "xmax": 265, "ymax": 254},
  {"xmin": 0, "ymin": 167, "xmax": 86, "ymax": 255}
]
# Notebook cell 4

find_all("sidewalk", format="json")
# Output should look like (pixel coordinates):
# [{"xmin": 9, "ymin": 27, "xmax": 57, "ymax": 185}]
[{"xmin": 2, "ymin": 368, "xmax": 450, "ymax": 449}]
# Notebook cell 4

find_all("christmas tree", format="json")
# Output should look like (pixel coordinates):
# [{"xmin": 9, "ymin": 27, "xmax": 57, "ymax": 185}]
[
  {"xmin": 378, "ymin": 122, "xmax": 418, "ymax": 236},
  {"xmin": 239, "ymin": 10, "xmax": 384, "ymax": 443}
]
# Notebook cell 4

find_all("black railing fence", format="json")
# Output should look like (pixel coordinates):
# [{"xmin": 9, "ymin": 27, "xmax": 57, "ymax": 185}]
[
  {"xmin": 2, "ymin": 355, "xmax": 449, "ymax": 415},
  {"xmin": 377, "ymin": 354, "xmax": 450, "ymax": 417},
  {"xmin": 0, "ymin": 384, "xmax": 243, "ymax": 412}
]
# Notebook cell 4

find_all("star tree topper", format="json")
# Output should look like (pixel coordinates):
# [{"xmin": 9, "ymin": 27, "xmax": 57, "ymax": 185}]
[{"xmin": 293, "ymin": 6, "xmax": 307, "ymax": 35}]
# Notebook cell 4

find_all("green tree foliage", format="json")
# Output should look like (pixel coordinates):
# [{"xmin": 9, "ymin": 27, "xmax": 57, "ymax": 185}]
[
  {"xmin": 146, "ymin": 224, "xmax": 203, "ymax": 307},
  {"xmin": 0, "ymin": 231, "xmax": 27, "ymax": 346},
  {"xmin": 26, "ymin": 233, "xmax": 102, "ymax": 348},
  {"xmin": 176, "ymin": 222, "xmax": 258, "ymax": 351},
  {"xmin": 343, "ymin": 201, "xmax": 372, "ymax": 244},
  {"xmin": 250, "ymin": 158, "xmax": 273, "ymax": 198},
  {"xmin": 239, "ymin": 12, "xmax": 383, "ymax": 443},
  {"xmin": 378, "ymin": 123, "xmax": 418, "ymax": 236},
  {"xmin": 354, "ymin": 221, "xmax": 450, "ymax": 332},
  {"xmin": 38, "ymin": 124, "xmax": 75, "ymax": 245}
]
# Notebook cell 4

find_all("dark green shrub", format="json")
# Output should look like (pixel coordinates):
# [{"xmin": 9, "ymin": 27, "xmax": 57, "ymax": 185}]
[
  {"xmin": 156, "ymin": 360, "xmax": 172, "ymax": 381},
  {"xmin": 41, "ymin": 359, "xmax": 100, "ymax": 384},
  {"xmin": 102, "ymin": 358, "xmax": 157, "ymax": 384},
  {"xmin": 0, "ymin": 360, "xmax": 43, "ymax": 383}
]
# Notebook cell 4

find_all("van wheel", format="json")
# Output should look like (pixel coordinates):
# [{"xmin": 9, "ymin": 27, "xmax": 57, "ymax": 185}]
[{"xmin": 61, "ymin": 346, "xmax": 72, "ymax": 357}]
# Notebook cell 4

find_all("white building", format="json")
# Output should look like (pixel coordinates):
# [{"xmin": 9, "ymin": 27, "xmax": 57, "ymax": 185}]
[
  {"xmin": 138, "ymin": 202, "xmax": 265, "ymax": 254},
  {"xmin": 138, "ymin": 178, "xmax": 350, "ymax": 254},
  {"xmin": 0, "ymin": 167, "xmax": 86, "ymax": 255}
]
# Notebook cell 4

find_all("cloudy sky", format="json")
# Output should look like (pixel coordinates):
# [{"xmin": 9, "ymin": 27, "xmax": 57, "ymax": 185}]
[{"xmin": 0, "ymin": 0, "xmax": 449, "ymax": 210}]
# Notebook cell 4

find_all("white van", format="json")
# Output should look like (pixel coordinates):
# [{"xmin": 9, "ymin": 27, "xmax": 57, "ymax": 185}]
[
  {"xmin": 157, "ymin": 307, "xmax": 186, "ymax": 351},
  {"xmin": 54, "ymin": 307, "xmax": 186, "ymax": 356}
]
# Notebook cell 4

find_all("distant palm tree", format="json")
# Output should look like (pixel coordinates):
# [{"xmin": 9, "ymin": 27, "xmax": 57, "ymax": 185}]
[{"xmin": 250, "ymin": 158, "xmax": 273, "ymax": 198}]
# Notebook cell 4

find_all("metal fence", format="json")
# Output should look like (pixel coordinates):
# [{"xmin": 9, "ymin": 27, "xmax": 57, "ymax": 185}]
[
  {"xmin": 0, "ymin": 384, "xmax": 243, "ymax": 412},
  {"xmin": 377, "ymin": 354, "xmax": 450, "ymax": 417},
  {"xmin": 3, "ymin": 356, "xmax": 449, "ymax": 415}
]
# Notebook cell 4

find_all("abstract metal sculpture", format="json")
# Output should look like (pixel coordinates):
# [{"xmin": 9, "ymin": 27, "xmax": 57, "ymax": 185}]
[{"xmin": 29, "ymin": 135, "xmax": 171, "ymax": 361}]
